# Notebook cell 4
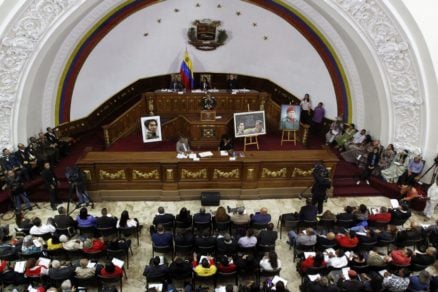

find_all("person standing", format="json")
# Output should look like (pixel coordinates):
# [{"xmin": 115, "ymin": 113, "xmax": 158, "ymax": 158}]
[
  {"xmin": 300, "ymin": 93, "xmax": 312, "ymax": 124},
  {"xmin": 311, "ymin": 102, "xmax": 325, "ymax": 134},
  {"xmin": 41, "ymin": 162, "xmax": 59, "ymax": 210},
  {"xmin": 311, "ymin": 161, "xmax": 331, "ymax": 214},
  {"xmin": 424, "ymin": 177, "xmax": 438, "ymax": 219}
]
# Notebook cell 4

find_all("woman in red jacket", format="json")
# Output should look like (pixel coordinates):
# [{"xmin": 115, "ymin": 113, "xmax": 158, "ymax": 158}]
[{"xmin": 336, "ymin": 230, "xmax": 359, "ymax": 249}]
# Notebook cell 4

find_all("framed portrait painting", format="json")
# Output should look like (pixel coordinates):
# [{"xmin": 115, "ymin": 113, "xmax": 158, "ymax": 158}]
[
  {"xmin": 233, "ymin": 111, "xmax": 266, "ymax": 138},
  {"xmin": 141, "ymin": 116, "xmax": 162, "ymax": 143},
  {"xmin": 279, "ymin": 105, "xmax": 301, "ymax": 131}
]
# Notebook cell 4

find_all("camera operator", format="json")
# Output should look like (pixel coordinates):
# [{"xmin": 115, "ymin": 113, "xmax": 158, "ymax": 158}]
[
  {"xmin": 41, "ymin": 162, "xmax": 59, "ymax": 211},
  {"xmin": 65, "ymin": 166, "xmax": 90, "ymax": 207},
  {"xmin": 1, "ymin": 170, "xmax": 31, "ymax": 212},
  {"xmin": 311, "ymin": 160, "xmax": 331, "ymax": 214}
]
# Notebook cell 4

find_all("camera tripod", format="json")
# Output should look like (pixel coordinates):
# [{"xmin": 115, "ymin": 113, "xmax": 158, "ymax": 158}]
[
  {"xmin": 0, "ymin": 191, "xmax": 40, "ymax": 221},
  {"xmin": 66, "ymin": 182, "xmax": 94, "ymax": 215},
  {"xmin": 418, "ymin": 161, "xmax": 438, "ymax": 185}
]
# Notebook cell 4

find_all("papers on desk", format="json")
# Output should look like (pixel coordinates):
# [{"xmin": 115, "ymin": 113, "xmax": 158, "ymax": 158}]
[
  {"xmin": 188, "ymin": 153, "xmax": 198, "ymax": 160},
  {"xmin": 112, "ymin": 257, "xmax": 124, "ymax": 268},
  {"xmin": 176, "ymin": 153, "xmax": 187, "ymax": 159},
  {"xmin": 215, "ymin": 287, "xmax": 226, "ymax": 292},
  {"xmin": 216, "ymin": 116, "xmax": 222, "ymax": 119},
  {"xmin": 198, "ymin": 151, "xmax": 213, "ymax": 158},
  {"xmin": 192, "ymin": 89, "xmax": 203, "ymax": 93},
  {"xmin": 220, "ymin": 150, "xmax": 229, "ymax": 157},
  {"xmin": 390, "ymin": 199, "xmax": 400, "ymax": 208},
  {"xmin": 177, "ymin": 91, "xmax": 184, "ymax": 94},
  {"xmin": 14, "ymin": 261, "xmax": 26, "ymax": 273}
]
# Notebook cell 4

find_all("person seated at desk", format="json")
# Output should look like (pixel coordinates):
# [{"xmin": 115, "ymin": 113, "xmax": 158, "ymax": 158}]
[
  {"xmin": 218, "ymin": 134, "xmax": 234, "ymax": 152},
  {"xmin": 176, "ymin": 136, "xmax": 191, "ymax": 154},
  {"xmin": 169, "ymin": 74, "xmax": 183, "ymax": 91},
  {"xmin": 200, "ymin": 76, "xmax": 211, "ymax": 91},
  {"xmin": 226, "ymin": 74, "xmax": 239, "ymax": 91}
]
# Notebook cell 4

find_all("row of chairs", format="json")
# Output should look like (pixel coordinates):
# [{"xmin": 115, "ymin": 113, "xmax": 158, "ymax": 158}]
[{"xmin": 159, "ymin": 219, "xmax": 269, "ymax": 235}]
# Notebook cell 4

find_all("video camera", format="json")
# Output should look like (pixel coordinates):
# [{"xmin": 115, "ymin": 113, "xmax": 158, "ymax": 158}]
[{"xmin": 65, "ymin": 166, "xmax": 82, "ymax": 185}]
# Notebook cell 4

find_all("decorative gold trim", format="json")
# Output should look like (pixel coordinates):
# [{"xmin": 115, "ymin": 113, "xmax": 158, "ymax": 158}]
[
  {"xmin": 82, "ymin": 170, "xmax": 91, "ymax": 181},
  {"xmin": 99, "ymin": 169, "xmax": 126, "ymax": 180},
  {"xmin": 213, "ymin": 168, "xmax": 240, "ymax": 179},
  {"xmin": 261, "ymin": 168, "xmax": 287, "ymax": 178},
  {"xmin": 291, "ymin": 167, "xmax": 332, "ymax": 177},
  {"xmin": 247, "ymin": 168, "xmax": 254, "ymax": 180},
  {"xmin": 181, "ymin": 168, "xmax": 207, "ymax": 179},
  {"xmin": 132, "ymin": 169, "xmax": 160, "ymax": 180},
  {"xmin": 166, "ymin": 169, "xmax": 174, "ymax": 181}
]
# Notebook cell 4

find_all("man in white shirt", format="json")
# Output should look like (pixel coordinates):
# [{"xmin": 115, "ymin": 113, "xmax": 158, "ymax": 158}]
[
  {"xmin": 29, "ymin": 217, "xmax": 56, "ymax": 235},
  {"xmin": 424, "ymin": 177, "xmax": 438, "ymax": 219}
]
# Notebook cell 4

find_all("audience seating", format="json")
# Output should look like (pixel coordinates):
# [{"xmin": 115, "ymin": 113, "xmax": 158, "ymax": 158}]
[
  {"xmin": 298, "ymin": 220, "xmax": 317, "ymax": 232},
  {"xmin": 118, "ymin": 226, "xmax": 140, "ymax": 246},
  {"xmin": 300, "ymin": 266, "xmax": 327, "ymax": 284},
  {"xmin": 215, "ymin": 270, "xmax": 238, "ymax": 287},
  {"xmin": 174, "ymin": 243, "xmax": 194, "ymax": 259},
  {"xmin": 316, "ymin": 218, "xmax": 336, "ymax": 232},
  {"xmin": 107, "ymin": 248, "xmax": 131, "ymax": 269},
  {"xmin": 97, "ymin": 226, "xmax": 118, "ymax": 238},
  {"xmin": 293, "ymin": 244, "xmax": 314, "ymax": 262},
  {"xmin": 193, "ymin": 221, "xmax": 212, "ymax": 235},
  {"xmin": 196, "ymin": 245, "xmax": 216, "ymax": 256},
  {"xmin": 145, "ymin": 274, "xmax": 168, "ymax": 291},
  {"xmin": 258, "ymin": 268, "xmax": 281, "ymax": 286},
  {"xmin": 213, "ymin": 220, "xmax": 231, "ymax": 234},
  {"xmin": 277, "ymin": 215, "xmax": 299, "ymax": 239},
  {"xmin": 152, "ymin": 243, "xmax": 174, "ymax": 260},
  {"xmin": 192, "ymin": 272, "xmax": 216, "ymax": 288},
  {"xmin": 78, "ymin": 226, "xmax": 96, "ymax": 237},
  {"xmin": 251, "ymin": 222, "xmax": 268, "ymax": 231},
  {"xmin": 98, "ymin": 274, "xmax": 123, "ymax": 292}
]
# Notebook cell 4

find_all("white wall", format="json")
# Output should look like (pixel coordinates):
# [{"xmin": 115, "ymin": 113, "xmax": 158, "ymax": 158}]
[{"xmin": 71, "ymin": 0, "xmax": 336, "ymax": 120}]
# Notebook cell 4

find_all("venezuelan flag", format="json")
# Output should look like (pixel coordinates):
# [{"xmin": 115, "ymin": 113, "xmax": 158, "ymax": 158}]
[{"xmin": 180, "ymin": 51, "xmax": 194, "ymax": 91}]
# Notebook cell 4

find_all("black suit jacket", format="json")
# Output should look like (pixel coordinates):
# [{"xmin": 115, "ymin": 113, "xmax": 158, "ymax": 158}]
[
  {"xmin": 41, "ymin": 168, "xmax": 57, "ymax": 189},
  {"xmin": 54, "ymin": 214, "xmax": 76, "ymax": 229},
  {"xmin": 194, "ymin": 235, "xmax": 216, "ymax": 248},
  {"xmin": 216, "ymin": 238, "xmax": 238, "ymax": 255},
  {"xmin": 258, "ymin": 230, "xmax": 278, "ymax": 246},
  {"xmin": 193, "ymin": 213, "xmax": 212, "ymax": 223},
  {"xmin": 96, "ymin": 215, "xmax": 117, "ymax": 228},
  {"xmin": 299, "ymin": 205, "xmax": 317, "ymax": 221},
  {"xmin": 153, "ymin": 213, "xmax": 175, "ymax": 226}
]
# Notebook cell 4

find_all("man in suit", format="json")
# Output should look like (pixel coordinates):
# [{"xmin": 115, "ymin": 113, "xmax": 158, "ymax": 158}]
[
  {"xmin": 299, "ymin": 198, "xmax": 318, "ymax": 222},
  {"xmin": 151, "ymin": 224, "xmax": 173, "ymax": 247},
  {"xmin": 250, "ymin": 207, "xmax": 271, "ymax": 225},
  {"xmin": 193, "ymin": 207, "xmax": 212, "ymax": 224},
  {"xmin": 54, "ymin": 206, "xmax": 76, "ymax": 231},
  {"xmin": 96, "ymin": 208, "xmax": 117, "ymax": 228},
  {"xmin": 257, "ymin": 222, "xmax": 277, "ymax": 246},
  {"xmin": 152, "ymin": 207, "xmax": 175, "ymax": 226},
  {"xmin": 40, "ymin": 162, "xmax": 59, "ymax": 210},
  {"xmin": 194, "ymin": 230, "xmax": 216, "ymax": 249},
  {"xmin": 15, "ymin": 143, "xmax": 34, "ymax": 181},
  {"xmin": 216, "ymin": 233, "xmax": 237, "ymax": 256}
]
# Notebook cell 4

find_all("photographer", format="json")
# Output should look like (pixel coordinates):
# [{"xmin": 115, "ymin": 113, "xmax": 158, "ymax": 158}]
[
  {"xmin": 311, "ymin": 160, "xmax": 331, "ymax": 214},
  {"xmin": 65, "ymin": 166, "xmax": 90, "ymax": 207},
  {"xmin": 1, "ymin": 170, "xmax": 31, "ymax": 211}
]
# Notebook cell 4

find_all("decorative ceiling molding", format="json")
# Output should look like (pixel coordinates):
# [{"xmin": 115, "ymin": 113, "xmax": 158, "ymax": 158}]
[
  {"xmin": 0, "ymin": 0, "xmax": 78, "ymax": 149},
  {"xmin": 332, "ymin": 0, "xmax": 424, "ymax": 153}
]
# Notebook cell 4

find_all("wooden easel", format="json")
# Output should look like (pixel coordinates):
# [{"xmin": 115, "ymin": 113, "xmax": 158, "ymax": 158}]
[
  {"xmin": 281, "ymin": 130, "xmax": 297, "ymax": 146},
  {"xmin": 243, "ymin": 104, "xmax": 260, "ymax": 151},
  {"xmin": 244, "ymin": 135, "xmax": 259, "ymax": 151}
]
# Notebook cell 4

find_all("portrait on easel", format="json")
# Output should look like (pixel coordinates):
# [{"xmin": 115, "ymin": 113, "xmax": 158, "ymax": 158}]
[
  {"xmin": 234, "ymin": 111, "xmax": 266, "ymax": 138},
  {"xmin": 141, "ymin": 116, "xmax": 162, "ymax": 143},
  {"xmin": 280, "ymin": 105, "xmax": 301, "ymax": 131}
]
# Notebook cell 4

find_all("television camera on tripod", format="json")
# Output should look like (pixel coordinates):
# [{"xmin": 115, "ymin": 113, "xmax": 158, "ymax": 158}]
[{"xmin": 65, "ymin": 166, "xmax": 94, "ymax": 214}]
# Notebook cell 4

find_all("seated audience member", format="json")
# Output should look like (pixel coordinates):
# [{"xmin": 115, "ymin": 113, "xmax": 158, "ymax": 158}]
[
  {"xmin": 152, "ymin": 206, "xmax": 175, "ymax": 226},
  {"xmin": 257, "ymin": 222, "xmax": 277, "ymax": 246},
  {"xmin": 382, "ymin": 149, "xmax": 409, "ymax": 183},
  {"xmin": 169, "ymin": 257, "xmax": 192, "ymax": 279},
  {"xmin": 175, "ymin": 207, "xmax": 192, "ymax": 230},
  {"xmin": 299, "ymin": 198, "xmax": 317, "ymax": 222},
  {"xmin": 353, "ymin": 204, "xmax": 369, "ymax": 224},
  {"xmin": 336, "ymin": 205, "xmax": 354, "ymax": 221},
  {"xmin": 411, "ymin": 247, "xmax": 436, "ymax": 266},
  {"xmin": 99, "ymin": 262, "xmax": 123, "ymax": 277},
  {"xmin": 347, "ymin": 251, "xmax": 367, "ymax": 267},
  {"xmin": 217, "ymin": 255, "xmax": 237, "ymax": 273},
  {"xmin": 316, "ymin": 231, "xmax": 336, "ymax": 248},
  {"xmin": 60, "ymin": 235, "xmax": 82, "ymax": 251},
  {"xmin": 235, "ymin": 254, "xmax": 258, "ymax": 272},
  {"xmin": 48, "ymin": 260, "xmax": 75, "ymax": 281},
  {"xmin": 367, "ymin": 249, "xmax": 387, "ymax": 267},
  {"xmin": 176, "ymin": 136, "xmax": 190, "ymax": 153},
  {"xmin": 396, "ymin": 221, "xmax": 424, "ymax": 246},
  {"xmin": 326, "ymin": 249, "xmax": 348, "ymax": 268},
  {"xmin": 376, "ymin": 225, "xmax": 398, "ymax": 242},
  {"xmin": 193, "ymin": 207, "xmax": 212, "ymax": 223},
  {"xmin": 195, "ymin": 230, "xmax": 216, "ymax": 248},
  {"xmin": 174, "ymin": 229, "xmax": 193, "ymax": 246},
  {"xmin": 356, "ymin": 146, "xmax": 380, "ymax": 185},
  {"xmin": 151, "ymin": 224, "xmax": 173, "ymax": 247},
  {"xmin": 356, "ymin": 229, "xmax": 377, "ymax": 245},
  {"xmin": 368, "ymin": 206, "xmax": 391, "ymax": 222},
  {"xmin": 75, "ymin": 207, "xmax": 96, "ymax": 228},
  {"xmin": 213, "ymin": 206, "xmax": 230, "ymax": 224},
  {"xmin": 288, "ymin": 228, "xmax": 317, "ymax": 247},
  {"xmin": 299, "ymin": 251, "xmax": 326, "ymax": 273},
  {"xmin": 96, "ymin": 208, "xmax": 117, "ymax": 228},
  {"xmin": 389, "ymin": 247, "xmax": 413, "ymax": 266},
  {"xmin": 238, "ymin": 228, "xmax": 257, "ymax": 248},
  {"xmin": 400, "ymin": 184, "xmax": 422, "ymax": 205},
  {"xmin": 320, "ymin": 210, "xmax": 336, "ymax": 220},
  {"xmin": 75, "ymin": 258, "xmax": 96, "ymax": 279},
  {"xmin": 29, "ymin": 217, "xmax": 56, "ymax": 235},
  {"xmin": 382, "ymin": 269, "xmax": 410, "ymax": 292},
  {"xmin": 54, "ymin": 206, "xmax": 76, "ymax": 230},
  {"xmin": 408, "ymin": 270, "xmax": 431, "ymax": 292},
  {"xmin": 397, "ymin": 155, "xmax": 424, "ymax": 185},
  {"xmin": 82, "ymin": 237, "xmax": 105, "ymax": 253},
  {"xmin": 117, "ymin": 210, "xmax": 138, "ymax": 229},
  {"xmin": 335, "ymin": 123, "xmax": 357, "ymax": 150},
  {"xmin": 143, "ymin": 256, "xmax": 169, "ymax": 279},
  {"xmin": 192, "ymin": 253, "xmax": 217, "ymax": 277},
  {"xmin": 25, "ymin": 258, "xmax": 48, "ymax": 277},
  {"xmin": 107, "ymin": 237, "xmax": 131, "ymax": 251},
  {"xmin": 251, "ymin": 207, "xmax": 271, "ymax": 225},
  {"xmin": 325, "ymin": 117, "xmax": 343, "ymax": 145},
  {"xmin": 216, "ymin": 233, "xmax": 237, "ymax": 255},
  {"xmin": 389, "ymin": 201, "xmax": 411, "ymax": 223},
  {"xmin": 337, "ymin": 269, "xmax": 365, "ymax": 291},
  {"xmin": 46, "ymin": 233, "xmax": 63, "ymax": 251},
  {"xmin": 230, "ymin": 207, "xmax": 250, "ymax": 225},
  {"xmin": 335, "ymin": 230, "xmax": 359, "ymax": 249},
  {"xmin": 303, "ymin": 276, "xmax": 338, "ymax": 292},
  {"xmin": 259, "ymin": 251, "xmax": 281, "ymax": 271},
  {"xmin": 60, "ymin": 280, "xmax": 75, "ymax": 292},
  {"xmin": 21, "ymin": 235, "xmax": 42, "ymax": 255}
]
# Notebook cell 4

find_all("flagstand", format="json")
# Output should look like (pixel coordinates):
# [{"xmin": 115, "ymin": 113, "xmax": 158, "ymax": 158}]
[
  {"xmin": 281, "ymin": 130, "xmax": 297, "ymax": 146},
  {"xmin": 244, "ymin": 135, "xmax": 259, "ymax": 151}
]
